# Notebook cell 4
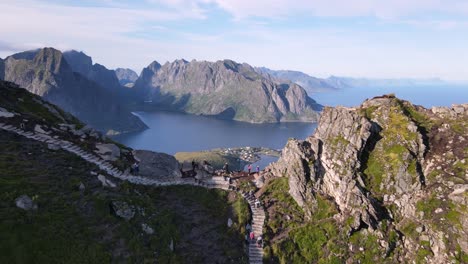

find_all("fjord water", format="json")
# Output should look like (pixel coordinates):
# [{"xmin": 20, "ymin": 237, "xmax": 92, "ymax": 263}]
[
  {"xmin": 113, "ymin": 111, "xmax": 317, "ymax": 155},
  {"xmin": 312, "ymin": 85, "xmax": 468, "ymax": 107}
]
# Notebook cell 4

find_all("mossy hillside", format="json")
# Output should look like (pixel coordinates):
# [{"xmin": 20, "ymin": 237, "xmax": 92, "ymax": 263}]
[
  {"xmin": 0, "ymin": 131, "xmax": 248, "ymax": 263},
  {"xmin": 361, "ymin": 100, "xmax": 422, "ymax": 196},
  {"xmin": 262, "ymin": 178, "xmax": 368, "ymax": 263},
  {"xmin": 0, "ymin": 82, "xmax": 83, "ymax": 127}
]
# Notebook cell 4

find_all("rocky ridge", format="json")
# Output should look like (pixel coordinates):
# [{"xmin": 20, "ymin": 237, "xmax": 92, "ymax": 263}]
[
  {"xmin": 133, "ymin": 59, "xmax": 322, "ymax": 123},
  {"xmin": 263, "ymin": 95, "xmax": 467, "ymax": 263}
]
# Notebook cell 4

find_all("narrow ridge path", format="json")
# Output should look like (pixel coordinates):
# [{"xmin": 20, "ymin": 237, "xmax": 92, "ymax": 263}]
[{"xmin": 0, "ymin": 123, "xmax": 265, "ymax": 263}]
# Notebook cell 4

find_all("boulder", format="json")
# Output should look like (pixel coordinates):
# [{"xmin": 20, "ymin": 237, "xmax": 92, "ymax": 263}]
[
  {"xmin": 95, "ymin": 143, "xmax": 120, "ymax": 161},
  {"xmin": 97, "ymin": 174, "xmax": 116, "ymax": 188},
  {"xmin": 133, "ymin": 150, "xmax": 182, "ymax": 179},
  {"xmin": 34, "ymin": 124, "xmax": 49, "ymax": 134},
  {"xmin": 141, "ymin": 223, "xmax": 154, "ymax": 235},
  {"xmin": 15, "ymin": 195, "xmax": 37, "ymax": 211},
  {"xmin": 0, "ymin": 107, "xmax": 15, "ymax": 118},
  {"xmin": 47, "ymin": 143, "xmax": 61, "ymax": 151},
  {"xmin": 111, "ymin": 201, "xmax": 135, "ymax": 221}
]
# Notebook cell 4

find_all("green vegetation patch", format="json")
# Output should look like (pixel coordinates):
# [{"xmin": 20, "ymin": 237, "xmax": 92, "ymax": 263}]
[{"xmin": 0, "ymin": 131, "xmax": 247, "ymax": 263}]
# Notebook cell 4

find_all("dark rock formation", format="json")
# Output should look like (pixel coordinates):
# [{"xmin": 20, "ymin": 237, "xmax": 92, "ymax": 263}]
[
  {"xmin": 63, "ymin": 50, "xmax": 122, "ymax": 91},
  {"xmin": 133, "ymin": 59, "xmax": 322, "ymax": 123},
  {"xmin": 0, "ymin": 57, "xmax": 4, "ymax": 80},
  {"xmin": 15, "ymin": 195, "xmax": 38, "ymax": 211},
  {"xmin": 133, "ymin": 150, "xmax": 182, "ymax": 178},
  {"xmin": 2, "ymin": 48, "xmax": 146, "ymax": 135}
]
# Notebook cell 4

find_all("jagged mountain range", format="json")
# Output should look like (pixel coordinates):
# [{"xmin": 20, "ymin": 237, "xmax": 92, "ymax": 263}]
[
  {"xmin": 133, "ymin": 59, "xmax": 322, "ymax": 123},
  {"xmin": 0, "ymin": 48, "xmax": 147, "ymax": 135},
  {"xmin": 0, "ymin": 48, "xmax": 324, "ymax": 132}
]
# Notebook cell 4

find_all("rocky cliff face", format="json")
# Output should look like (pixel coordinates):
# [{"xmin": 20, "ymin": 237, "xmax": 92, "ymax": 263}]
[
  {"xmin": 2, "ymin": 48, "xmax": 146, "ymax": 134},
  {"xmin": 115, "ymin": 68, "xmax": 138, "ymax": 87},
  {"xmin": 63, "ymin": 50, "xmax": 123, "ymax": 92},
  {"xmin": 264, "ymin": 95, "xmax": 467, "ymax": 263},
  {"xmin": 134, "ymin": 59, "xmax": 322, "ymax": 123}
]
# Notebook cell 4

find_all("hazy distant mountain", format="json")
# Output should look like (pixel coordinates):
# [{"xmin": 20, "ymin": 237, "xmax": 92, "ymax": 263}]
[
  {"xmin": 115, "ymin": 68, "xmax": 138, "ymax": 87},
  {"xmin": 326, "ymin": 76, "xmax": 449, "ymax": 89},
  {"xmin": 1, "ymin": 48, "xmax": 146, "ymax": 134},
  {"xmin": 63, "ymin": 50, "xmax": 122, "ymax": 91},
  {"xmin": 134, "ymin": 59, "xmax": 322, "ymax": 123},
  {"xmin": 256, "ymin": 67, "xmax": 338, "ymax": 94}
]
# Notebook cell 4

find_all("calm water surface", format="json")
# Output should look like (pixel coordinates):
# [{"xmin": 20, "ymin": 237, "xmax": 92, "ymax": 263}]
[
  {"xmin": 114, "ymin": 111, "xmax": 317, "ymax": 156},
  {"xmin": 114, "ymin": 85, "xmax": 467, "ymax": 169}
]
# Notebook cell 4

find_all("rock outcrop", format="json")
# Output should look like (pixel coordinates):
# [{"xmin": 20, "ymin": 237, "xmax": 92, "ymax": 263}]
[
  {"xmin": 133, "ymin": 59, "xmax": 322, "ymax": 123},
  {"xmin": 115, "ymin": 68, "xmax": 138, "ymax": 87},
  {"xmin": 133, "ymin": 150, "xmax": 182, "ymax": 179},
  {"xmin": 15, "ymin": 195, "xmax": 38, "ymax": 211},
  {"xmin": 265, "ymin": 95, "xmax": 467, "ymax": 263}
]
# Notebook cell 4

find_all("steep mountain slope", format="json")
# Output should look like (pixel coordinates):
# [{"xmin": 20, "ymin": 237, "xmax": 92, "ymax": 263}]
[
  {"xmin": 1, "ymin": 48, "xmax": 146, "ymax": 135},
  {"xmin": 0, "ymin": 80, "xmax": 249, "ymax": 263},
  {"xmin": 63, "ymin": 50, "xmax": 122, "ymax": 91},
  {"xmin": 115, "ymin": 68, "xmax": 138, "ymax": 87},
  {"xmin": 134, "ymin": 59, "xmax": 322, "ymax": 123},
  {"xmin": 256, "ymin": 67, "xmax": 338, "ymax": 94},
  {"xmin": 260, "ymin": 95, "xmax": 467, "ymax": 263}
]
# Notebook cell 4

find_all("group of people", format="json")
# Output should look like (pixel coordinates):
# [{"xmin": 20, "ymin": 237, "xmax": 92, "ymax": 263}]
[
  {"xmin": 245, "ymin": 223, "xmax": 262, "ymax": 248},
  {"xmin": 247, "ymin": 164, "xmax": 260, "ymax": 174}
]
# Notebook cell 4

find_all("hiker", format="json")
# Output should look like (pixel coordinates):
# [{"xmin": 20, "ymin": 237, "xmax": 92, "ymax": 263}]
[
  {"xmin": 256, "ymin": 165, "xmax": 260, "ymax": 174},
  {"xmin": 247, "ymin": 164, "xmax": 252, "ymax": 174},
  {"xmin": 192, "ymin": 160, "xmax": 198, "ymax": 170},
  {"xmin": 256, "ymin": 236, "xmax": 263, "ymax": 248},
  {"xmin": 223, "ymin": 162, "xmax": 229, "ymax": 173},
  {"xmin": 132, "ymin": 162, "xmax": 139, "ymax": 174},
  {"xmin": 245, "ymin": 223, "xmax": 252, "ymax": 232},
  {"xmin": 249, "ymin": 231, "xmax": 255, "ymax": 241}
]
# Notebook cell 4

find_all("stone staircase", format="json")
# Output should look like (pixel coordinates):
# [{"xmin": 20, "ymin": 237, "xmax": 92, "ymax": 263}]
[
  {"xmin": 243, "ymin": 192, "xmax": 266, "ymax": 264},
  {"xmin": 0, "ymin": 123, "xmax": 265, "ymax": 263}
]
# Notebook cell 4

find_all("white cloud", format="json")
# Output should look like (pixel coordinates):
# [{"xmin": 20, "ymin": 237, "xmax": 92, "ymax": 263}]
[
  {"xmin": 207, "ymin": 0, "xmax": 468, "ymax": 20},
  {"xmin": 0, "ymin": 0, "xmax": 467, "ymax": 80}
]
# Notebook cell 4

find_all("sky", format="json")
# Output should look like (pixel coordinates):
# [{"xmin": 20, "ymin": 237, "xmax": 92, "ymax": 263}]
[{"xmin": 1, "ymin": 0, "xmax": 468, "ymax": 80}]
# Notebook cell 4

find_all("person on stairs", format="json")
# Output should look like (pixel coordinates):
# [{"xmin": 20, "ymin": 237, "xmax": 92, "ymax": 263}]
[
  {"xmin": 249, "ymin": 231, "xmax": 255, "ymax": 242},
  {"xmin": 256, "ymin": 235, "xmax": 263, "ymax": 248},
  {"xmin": 247, "ymin": 164, "xmax": 252, "ymax": 174}
]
